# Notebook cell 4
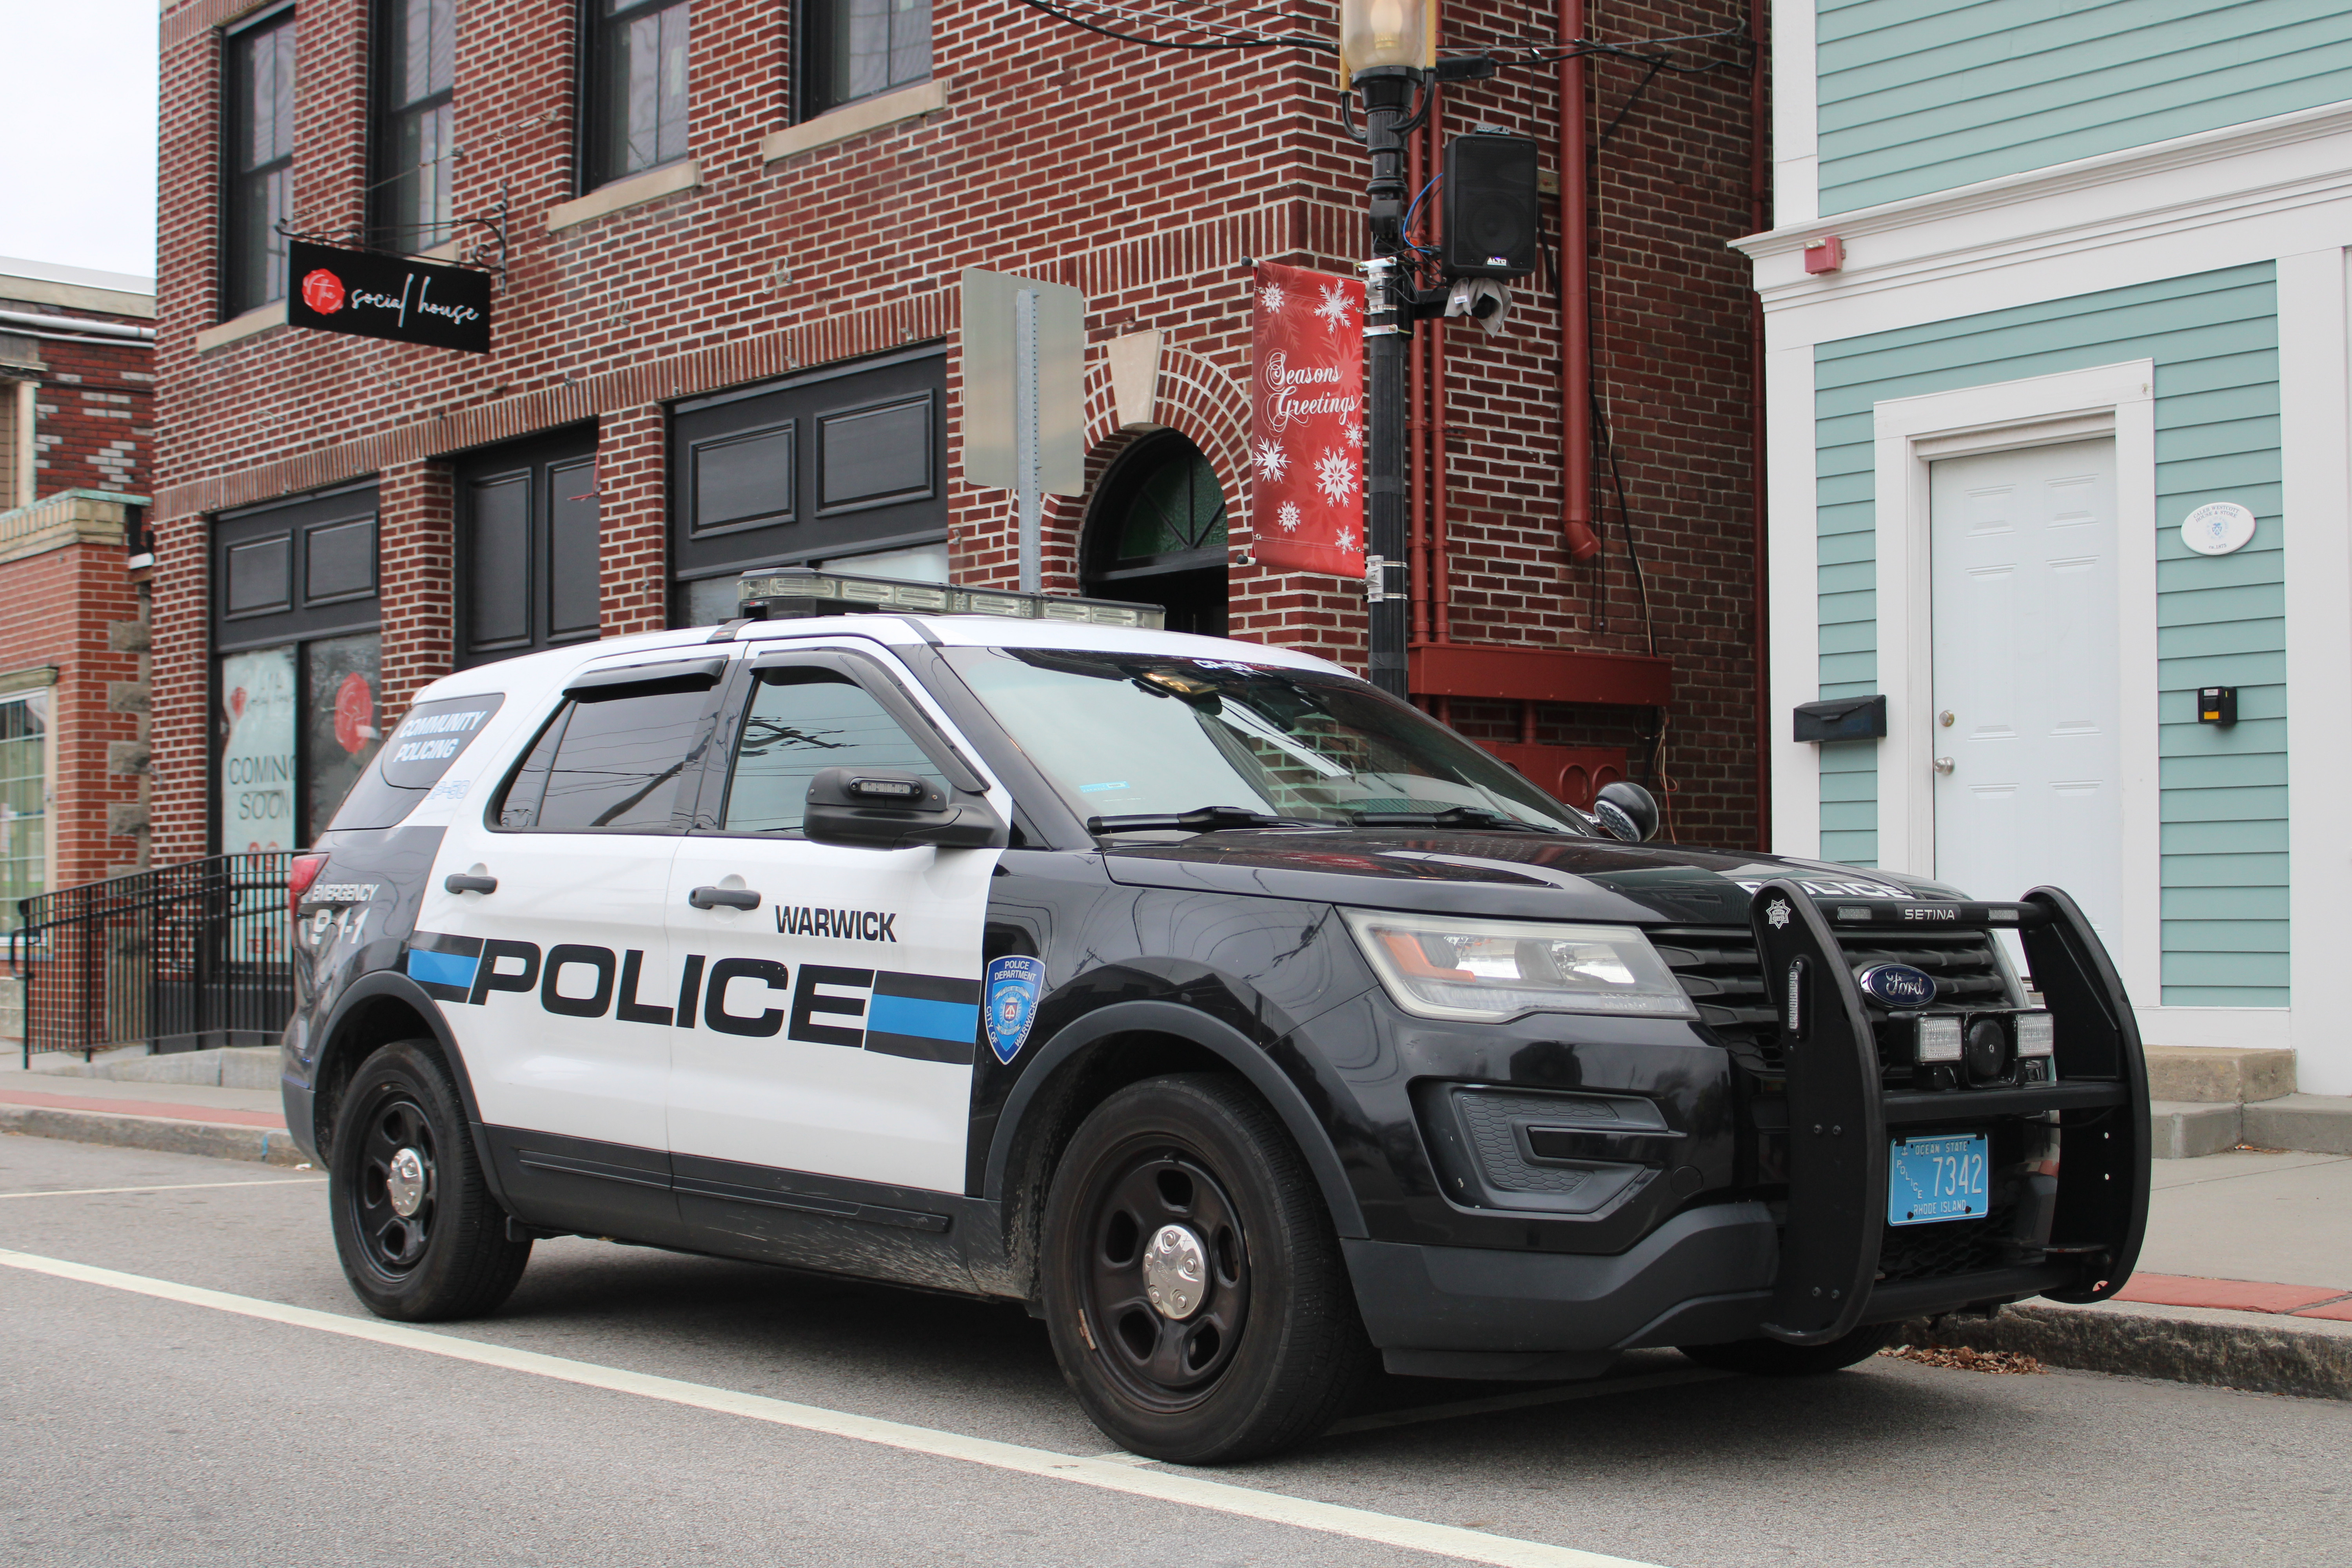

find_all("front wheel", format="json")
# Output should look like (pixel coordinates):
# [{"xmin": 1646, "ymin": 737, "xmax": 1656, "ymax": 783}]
[
  {"xmin": 1679, "ymin": 1321, "xmax": 1895, "ymax": 1376},
  {"xmin": 1040, "ymin": 1074, "xmax": 1370, "ymax": 1464},
  {"xmin": 329, "ymin": 1039, "xmax": 531, "ymax": 1321}
]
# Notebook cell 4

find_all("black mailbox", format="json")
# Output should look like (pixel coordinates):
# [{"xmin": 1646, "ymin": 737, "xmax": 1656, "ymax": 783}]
[{"xmin": 1793, "ymin": 694, "xmax": 1887, "ymax": 744}]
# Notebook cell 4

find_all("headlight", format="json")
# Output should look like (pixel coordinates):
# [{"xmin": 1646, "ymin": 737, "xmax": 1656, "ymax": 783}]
[{"xmin": 1340, "ymin": 909, "xmax": 1697, "ymax": 1022}]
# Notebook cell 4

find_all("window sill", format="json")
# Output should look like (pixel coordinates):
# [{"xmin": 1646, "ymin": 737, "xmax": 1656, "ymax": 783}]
[
  {"xmin": 544, "ymin": 158, "xmax": 704, "ymax": 233},
  {"xmin": 761, "ymin": 79, "xmax": 946, "ymax": 163},
  {"xmin": 194, "ymin": 299, "xmax": 287, "ymax": 354}
]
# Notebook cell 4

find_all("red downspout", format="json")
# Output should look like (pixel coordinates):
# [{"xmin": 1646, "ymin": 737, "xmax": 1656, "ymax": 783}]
[
  {"xmin": 1749, "ymin": 0, "xmax": 1771, "ymax": 849},
  {"xmin": 1559, "ymin": 0, "xmax": 1599, "ymax": 564}
]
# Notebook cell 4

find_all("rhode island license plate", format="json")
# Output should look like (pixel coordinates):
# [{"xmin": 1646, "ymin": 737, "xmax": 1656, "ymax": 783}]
[{"xmin": 1887, "ymin": 1133, "xmax": 1990, "ymax": 1227}]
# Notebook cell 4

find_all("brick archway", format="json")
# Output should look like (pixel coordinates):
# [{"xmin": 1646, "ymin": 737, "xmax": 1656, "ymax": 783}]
[{"xmin": 1041, "ymin": 343, "xmax": 1251, "ymax": 596}]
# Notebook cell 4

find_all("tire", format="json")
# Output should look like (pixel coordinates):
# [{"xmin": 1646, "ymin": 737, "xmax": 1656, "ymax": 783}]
[
  {"xmin": 1039, "ymin": 1073, "xmax": 1371, "ymax": 1465},
  {"xmin": 1678, "ymin": 1320, "xmax": 1896, "ymax": 1377},
  {"xmin": 329, "ymin": 1039, "xmax": 532, "ymax": 1321}
]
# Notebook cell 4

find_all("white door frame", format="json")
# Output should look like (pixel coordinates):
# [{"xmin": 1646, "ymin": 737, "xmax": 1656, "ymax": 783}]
[{"xmin": 1870, "ymin": 361, "xmax": 2160, "ymax": 1001}]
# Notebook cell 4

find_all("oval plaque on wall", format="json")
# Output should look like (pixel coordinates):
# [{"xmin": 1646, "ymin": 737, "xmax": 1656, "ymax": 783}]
[{"xmin": 2181, "ymin": 501, "xmax": 2258, "ymax": 556}]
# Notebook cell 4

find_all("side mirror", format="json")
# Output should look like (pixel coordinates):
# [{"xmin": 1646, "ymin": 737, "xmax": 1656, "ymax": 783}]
[
  {"xmin": 802, "ymin": 768, "xmax": 1007, "ymax": 850},
  {"xmin": 1593, "ymin": 780, "xmax": 1660, "ymax": 843}
]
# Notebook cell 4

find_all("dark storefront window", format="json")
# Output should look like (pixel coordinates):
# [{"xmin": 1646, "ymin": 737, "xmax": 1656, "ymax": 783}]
[
  {"xmin": 224, "ymin": 8, "xmax": 299, "ymax": 317},
  {"xmin": 799, "ymin": 0, "xmax": 929, "ymax": 118},
  {"xmin": 213, "ymin": 485, "xmax": 383, "ymax": 851},
  {"xmin": 1081, "ymin": 431, "xmax": 1230, "ymax": 636},
  {"xmin": 587, "ymin": 0, "xmax": 690, "ymax": 189},
  {"xmin": 454, "ymin": 426, "xmax": 602, "ymax": 668},
  {"xmin": 374, "ymin": 0, "xmax": 455, "ymax": 249},
  {"xmin": 670, "ymin": 345, "xmax": 946, "ymax": 626}
]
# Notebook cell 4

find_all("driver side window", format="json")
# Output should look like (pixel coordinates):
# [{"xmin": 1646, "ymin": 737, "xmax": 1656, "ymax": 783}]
[{"xmin": 721, "ymin": 668, "xmax": 947, "ymax": 834}]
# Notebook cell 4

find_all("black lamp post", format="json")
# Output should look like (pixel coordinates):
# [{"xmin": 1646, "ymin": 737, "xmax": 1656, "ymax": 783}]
[
  {"xmin": 1352, "ymin": 64, "xmax": 1419, "ymax": 699},
  {"xmin": 1340, "ymin": 5, "xmax": 1488, "ymax": 699}
]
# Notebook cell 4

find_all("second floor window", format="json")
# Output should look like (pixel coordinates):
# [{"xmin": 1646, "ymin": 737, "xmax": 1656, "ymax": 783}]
[
  {"xmin": 588, "ymin": 0, "xmax": 689, "ymax": 189},
  {"xmin": 375, "ymin": 0, "xmax": 455, "ymax": 249},
  {"xmin": 225, "ymin": 10, "xmax": 298, "ymax": 317},
  {"xmin": 801, "ymin": 0, "xmax": 929, "ymax": 118}
]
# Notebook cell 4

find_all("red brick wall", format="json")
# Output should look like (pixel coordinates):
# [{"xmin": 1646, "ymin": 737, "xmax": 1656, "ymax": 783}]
[
  {"xmin": 149, "ymin": 0, "xmax": 1763, "ymax": 864},
  {"xmin": 0, "ymin": 292, "xmax": 157, "ymax": 892},
  {"xmin": 0, "ymin": 545, "xmax": 146, "ymax": 889}
]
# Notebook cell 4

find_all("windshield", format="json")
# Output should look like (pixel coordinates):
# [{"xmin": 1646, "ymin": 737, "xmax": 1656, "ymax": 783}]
[{"xmin": 940, "ymin": 646, "xmax": 1587, "ymax": 833}]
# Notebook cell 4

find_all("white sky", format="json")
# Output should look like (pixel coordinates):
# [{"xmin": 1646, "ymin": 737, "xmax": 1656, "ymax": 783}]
[{"xmin": 0, "ymin": 0, "xmax": 161, "ymax": 280}]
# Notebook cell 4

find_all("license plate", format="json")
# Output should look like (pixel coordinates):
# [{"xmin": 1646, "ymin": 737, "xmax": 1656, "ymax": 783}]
[{"xmin": 1887, "ymin": 1134, "xmax": 1989, "ymax": 1227}]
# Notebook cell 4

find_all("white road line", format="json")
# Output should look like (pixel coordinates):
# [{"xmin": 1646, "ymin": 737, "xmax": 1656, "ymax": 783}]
[
  {"xmin": 1325, "ymin": 1368, "xmax": 1734, "ymax": 1436},
  {"xmin": 0, "ymin": 1180, "xmax": 327, "ymax": 1200},
  {"xmin": 0, "ymin": 1246, "xmax": 1669, "ymax": 1568}
]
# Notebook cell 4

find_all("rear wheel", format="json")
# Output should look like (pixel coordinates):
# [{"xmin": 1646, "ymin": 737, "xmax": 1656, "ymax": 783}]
[
  {"xmin": 329, "ymin": 1039, "xmax": 531, "ymax": 1321},
  {"xmin": 1040, "ymin": 1074, "xmax": 1370, "ymax": 1464},
  {"xmin": 1679, "ymin": 1321, "xmax": 1895, "ymax": 1376}
]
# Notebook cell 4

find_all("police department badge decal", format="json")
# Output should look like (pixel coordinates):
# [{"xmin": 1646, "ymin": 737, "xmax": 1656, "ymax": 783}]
[{"xmin": 985, "ymin": 955, "xmax": 1045, "ymax": 1065}]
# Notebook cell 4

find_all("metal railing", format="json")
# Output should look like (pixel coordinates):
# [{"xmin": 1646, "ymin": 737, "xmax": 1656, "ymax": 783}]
[{"xmin": 8, "ymin": 853, "xmax": 294, "ymax": 1063}]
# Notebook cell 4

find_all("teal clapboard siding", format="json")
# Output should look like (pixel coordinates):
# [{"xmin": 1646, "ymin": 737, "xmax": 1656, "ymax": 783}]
[
  {"xmin": 1811, "ymin": 262, "xmax": 2285, "ymax": 1006},
  {"xmin": 1817, "ymin": 0, "xmax": 2352, "ymax": 214}
]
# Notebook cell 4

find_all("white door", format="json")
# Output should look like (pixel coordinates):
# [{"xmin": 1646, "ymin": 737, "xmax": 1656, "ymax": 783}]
[
  {"xmin": 665, "ymin": 651, "xmax": 1000, "ymax": 1194},
  {"xmin": 416, "ymin": 666, "xmax": 727, "ymax": 1152},
  {"xmin": 1929, "ymin": 437, "xmax": 2122, "ymax": 939}
]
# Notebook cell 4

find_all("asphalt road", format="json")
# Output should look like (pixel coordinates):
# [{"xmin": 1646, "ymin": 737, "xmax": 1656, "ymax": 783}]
[{"xmin": 2, "ymin": 1134, "xmax": 2346, "ymax": 1568}]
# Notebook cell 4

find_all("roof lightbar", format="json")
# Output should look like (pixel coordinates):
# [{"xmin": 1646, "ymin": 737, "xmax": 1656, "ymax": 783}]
[{"xmin": 736, "ymin": 568, "xmax": 1166, "ymax": 630}]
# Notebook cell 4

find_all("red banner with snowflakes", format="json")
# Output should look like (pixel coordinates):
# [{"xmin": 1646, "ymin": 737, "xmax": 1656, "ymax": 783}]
[{"xmin": 1249, "ymin": 263, "xmax": 1365, "ymax": 577}]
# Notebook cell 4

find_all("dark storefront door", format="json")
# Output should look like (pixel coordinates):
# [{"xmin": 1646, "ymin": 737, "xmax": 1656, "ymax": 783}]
[
  {"xmin": 453, "ymin": 425, "xmax": 601, "ymax": 669},
  {"xmin": 1081, "ymin": 431, "xmax": 1230, "ymax": 636}
]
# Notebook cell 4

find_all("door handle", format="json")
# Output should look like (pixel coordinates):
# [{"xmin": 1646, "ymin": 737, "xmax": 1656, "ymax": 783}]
[
  {"xmin": 1933, "ymin": 757, "xmax": 1955, "ymax": 775},
  {"xmin": 444, "ymin": 873, "xmax": 498, "ymax": 895},
  {"xmin": 688, "ymin": 886, "xmax": 762, "ymax": 911}
]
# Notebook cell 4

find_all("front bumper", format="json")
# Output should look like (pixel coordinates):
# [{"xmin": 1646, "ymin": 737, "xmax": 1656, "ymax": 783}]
[{"xmin": 1352, "ymin": 882, "xmax": 2151, "ymax": 1375}]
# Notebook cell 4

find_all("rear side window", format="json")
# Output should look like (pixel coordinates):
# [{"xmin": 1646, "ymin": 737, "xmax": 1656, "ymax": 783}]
[
  {"xmin": 325, "ymin": 693, "xmax": 505, "ymax": 832},
  {"xmin": 722, "ymin": 669, "xmax": 947, "ymax": 834},
  {"xmin": 495, "ymin": 684, "xmax": 717, "ymax": 832}
]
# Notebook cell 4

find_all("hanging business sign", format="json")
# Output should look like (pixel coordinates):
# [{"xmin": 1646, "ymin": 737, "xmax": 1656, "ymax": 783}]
[
  {"xmin": 1249, "ymin": 263, "xmax": 1365, "ymax": 577},
  {"xmin": 286, "ymin": 240, "xmax": 492, "ymax": 354}
]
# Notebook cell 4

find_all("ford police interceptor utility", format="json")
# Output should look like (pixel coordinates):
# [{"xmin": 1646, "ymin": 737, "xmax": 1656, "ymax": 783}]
[{"xmin": 283, "ymin": 568, "xmax": 2151, "ymax": 1463}]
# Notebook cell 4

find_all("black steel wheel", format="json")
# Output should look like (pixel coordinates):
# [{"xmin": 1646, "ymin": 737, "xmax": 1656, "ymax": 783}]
[
  {"xmin": 1679, "ymin": 1320, "xmax": 1896, "ymax": 1376},
  {"xmin": 329, "ymin": 1039, "xmax": 530, "ymax": 1321},
  {"xmin": 1080, "ymin": 1151, "xmax": 1252, "ymax": 1406},
  {"xmin": 1040, "ymin": 1074, "xmax": 1370, "ymax": 1464}
]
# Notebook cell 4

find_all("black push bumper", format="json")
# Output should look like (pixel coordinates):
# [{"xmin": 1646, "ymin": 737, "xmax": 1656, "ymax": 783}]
[{"xmin": 1749, "ymin": 880, "xmax": 2151, "ymax": 1344}]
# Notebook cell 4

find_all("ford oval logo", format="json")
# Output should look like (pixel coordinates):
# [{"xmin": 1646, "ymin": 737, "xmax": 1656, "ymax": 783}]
[{"xmin": 1857, "ymin": 963, "xmax": 1938, "ymax": 1008}]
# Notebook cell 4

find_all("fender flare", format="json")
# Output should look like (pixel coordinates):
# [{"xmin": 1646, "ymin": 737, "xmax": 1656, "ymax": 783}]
[
  {"xmin": 981, "ymin": 998, "xmax": 1367, "ymax": 1239},
  {"xmin": 314, "ymin": 969, "xmax": 512, "ymax": 1211}
]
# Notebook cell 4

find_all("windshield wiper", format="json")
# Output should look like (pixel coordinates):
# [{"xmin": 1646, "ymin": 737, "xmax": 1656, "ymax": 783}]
[
  {"xmin": 1088, "ymin": 805, "xmax": 1323, "ymax": 835},
  {"xmin": 1350, "ymin": 806, "xmax": 1564, "ymax": 833}
]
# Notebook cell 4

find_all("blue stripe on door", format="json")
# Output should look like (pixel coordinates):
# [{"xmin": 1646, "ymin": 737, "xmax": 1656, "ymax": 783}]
[
  {"xmin": 864, "ymin": 992, "xmax": 980, "ymax": 1043},
  {"xmin": 406, "ymin": 948, "xmax": 481, "ymax": 990}
]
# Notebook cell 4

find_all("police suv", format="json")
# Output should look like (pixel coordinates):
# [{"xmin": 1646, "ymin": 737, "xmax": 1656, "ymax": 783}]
[{"xmin": 284, "ymin": 568, "xmax": 2152, "ymax": 1463}]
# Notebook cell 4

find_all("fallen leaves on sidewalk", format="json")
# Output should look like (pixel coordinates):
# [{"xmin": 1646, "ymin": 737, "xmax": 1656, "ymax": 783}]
[{"xmin": 1881, "ymin": 1343, "xmax": 2046, "ymax": 1375}]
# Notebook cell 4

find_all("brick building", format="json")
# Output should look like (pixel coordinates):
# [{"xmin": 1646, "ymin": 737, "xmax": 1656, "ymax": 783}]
[
  {"xmin": 0, "ymin": 258, "xmax": 158, "ymax": 945},
  {"xmin": 149, "ymin": 0, "xmax": 1768, "ymax": 865}
]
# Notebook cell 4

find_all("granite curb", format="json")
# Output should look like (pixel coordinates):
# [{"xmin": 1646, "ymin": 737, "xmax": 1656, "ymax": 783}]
[
  {"xmin": 1899, "ymin": 1298, "xmax": 2352, "ymax": 1401},
  {"xmin": 0, "ymin": 1103, "xmax": 307, "ymax": 1166}
]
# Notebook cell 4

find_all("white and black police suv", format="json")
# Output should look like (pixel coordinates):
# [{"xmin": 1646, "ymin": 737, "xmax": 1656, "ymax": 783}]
[{"xmin": 284, "ymin": 568, "xmax": 2151, "ymax": 1463}]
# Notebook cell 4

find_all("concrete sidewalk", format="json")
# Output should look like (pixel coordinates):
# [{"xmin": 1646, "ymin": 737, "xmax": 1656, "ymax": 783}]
[
  {"xmin": 1909, "ymin": 1150, "xmax": 2352, "ymax": 1399},
  {"xmin": 0, "ymin": 1047, "xmax": 300, "ymax": 1164}
]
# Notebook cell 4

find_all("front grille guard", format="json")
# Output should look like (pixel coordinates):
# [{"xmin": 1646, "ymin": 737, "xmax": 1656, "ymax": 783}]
[{"xmin": 1749, "ymin": 880, "xmax": 2151, "ymax": 1345}]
